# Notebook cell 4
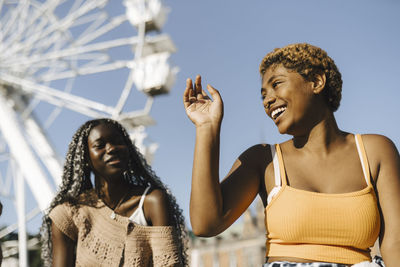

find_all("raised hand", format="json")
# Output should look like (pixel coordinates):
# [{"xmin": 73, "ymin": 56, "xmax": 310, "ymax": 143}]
[{"xmin": 183, "ymin": 75, "xmax": 223, "ymax": 128}]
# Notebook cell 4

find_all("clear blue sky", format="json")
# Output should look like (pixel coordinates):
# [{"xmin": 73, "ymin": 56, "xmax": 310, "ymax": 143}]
[
  {"xmin": 1, "ymin": 0, "xmax": 400, "ymax": 234},
  {"xmin": 152, "ymin": 0, "xmax": 400, "ymax": 229}
]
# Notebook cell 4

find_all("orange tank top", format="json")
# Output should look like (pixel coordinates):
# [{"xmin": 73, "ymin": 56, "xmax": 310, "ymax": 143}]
[{"xmin": 265, "ymin": 134, "xmax": 380, "ymax": 265}]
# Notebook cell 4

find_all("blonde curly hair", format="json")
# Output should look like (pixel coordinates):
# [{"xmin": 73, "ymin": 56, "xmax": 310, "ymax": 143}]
[{"xmin": 259, "ymin": 43, "xmax": 343, "ymax": 111}]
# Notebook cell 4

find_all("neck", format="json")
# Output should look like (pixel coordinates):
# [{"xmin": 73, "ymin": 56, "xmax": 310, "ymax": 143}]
[
  {"xmin": 292, "ymin": 112, "xmax": 345, "ymax": 154},
  {"xmin": 95, "ymin": 176, "xmax": 129, "ymax": 208}
]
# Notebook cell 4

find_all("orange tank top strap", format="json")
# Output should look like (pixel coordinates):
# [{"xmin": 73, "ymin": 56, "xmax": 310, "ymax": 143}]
[{"xmin": 354, "ymin": 134, "xmax": 372, "ymax": 187}]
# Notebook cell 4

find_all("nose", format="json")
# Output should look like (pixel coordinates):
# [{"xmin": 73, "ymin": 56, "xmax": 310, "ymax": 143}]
[
  {"xmin": 105, "ymin": 143, "xmax": 117, "ymax": 153},
  {"xmin": 263, "ymin": 90, "xmax": 276, "ymax": 109}
]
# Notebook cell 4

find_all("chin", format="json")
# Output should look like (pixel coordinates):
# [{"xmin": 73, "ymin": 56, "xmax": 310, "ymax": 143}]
[
  {"xmin": 276, "ymin": 120, "xmax": 297, "ymax": 136},
  {"xmin": 105, "ymin": 169, "xmax": 125, "ymax": 179},
  {"xmin": 276, "ymin": 124, "xmax": 289, "ymax": 135}
]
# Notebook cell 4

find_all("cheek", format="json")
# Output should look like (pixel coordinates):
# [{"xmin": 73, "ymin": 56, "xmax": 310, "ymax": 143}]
[
  {"xmin": 88, "ymin": 151, "xmax": 103, "ymax": 168},
  {"xmin": 292, "ymin": 91, "xmax": 313, "ymax": 111},
  {"xmin": 88, "ymin": 151, "xmax": 98, "ymax": 162}
]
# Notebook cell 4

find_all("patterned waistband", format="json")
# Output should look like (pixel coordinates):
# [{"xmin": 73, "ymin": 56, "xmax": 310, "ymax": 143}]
[
  {"xmin": 264, "ymin": 262, "xmax": 347, "ymax": 267},
  {"xmin": 263, "ymin": 256, "xmax": 385, "ymax": 267}
]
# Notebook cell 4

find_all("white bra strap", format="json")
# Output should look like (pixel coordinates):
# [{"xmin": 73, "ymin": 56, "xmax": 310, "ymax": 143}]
[
  {"xmin": 137, "ymin": 184, "xmax": 151, "ymax": 209},
  {"xmin": 354, "ymin": 134, "xmax": 370, "ymax": 186},
  {"xmin": 270, "ymin": 145, "xmax": 281, "ymax": 187}
]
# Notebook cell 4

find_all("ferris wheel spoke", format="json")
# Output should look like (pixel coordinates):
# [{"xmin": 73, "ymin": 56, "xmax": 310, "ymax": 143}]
[
  {"xmin": 1, "ymin": 5, "xmax": 69, "ymax": 59},
  {"xmin": 5, "ymin": 35, "xmax": 140, "ymax": 68},
  {"xmin": 114, "ymin": 67, "xmax": 135, "ymax": 116},
  {"xmin": 44, "ymin": 105, "xmax": 63, "ymax": 129},
  {"xmin": 34, "ymin": 53, "xmax": 109, "ymax": 79},
  {"xmin": 33, "ymin": 52, "xmax": 109, "ymax": 77},
  {"xmin": 0, "ymin": 73, "xmax": 116, "ymax": 116},
  {"xmin": 0, "ymin": 207, "xmax": 41, "ymax": 238},
  {"xmin": 0, "ymin": 155, "xmax": 13, "ymax": 198},
  {"xmin": 59, "ymin": 0, "xmax": 108, "ymax": 28},
  {"xmin": 3, "ymin": 1, "xmax": 41, "ymax": 50},
  {"xmin": 42, "ymin": 76, "xmax": 75, "ymax": 129},
  {"xmin": 8, "ymin": 32, "xmax": 172, "ymax": 69},
  {"xmin": 66, "ymin": 0, "xmax": 105, "ymax": 17},
  {"xmin": 4, "ymin": 22, "xmax": 173, "ymax": 69},
  {"xmin": 39, "ymin": 60, "xmax": 131, "ymax": 82},
  {"xmin": 74, "ymin": 14, "xmax": 127, "ymax": 46},
  {"xmin": 0, "ymin": 1, "xmax": 28, "ymax": 44},
  {"xmin": 9, "ymin": 0, "xmax": 103, "ymax": 57},
  {"xmin": 21, "ymin": 1, "xmax": 64, "ymax": 46},
  {"xmin": 73, "ymin": 11, "xmax": 108, "ymax": 38},
  {"xmin": 0, "ymin": 96, "xmax": 55, "ymax": 211}
]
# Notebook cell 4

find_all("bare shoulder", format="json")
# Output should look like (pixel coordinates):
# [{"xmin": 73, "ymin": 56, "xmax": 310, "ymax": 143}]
[
  {"xmin": 362, "ymin": 133, "xmax": 397, "ymax": 146},
  {"xmin": 145, "ymin": 188, "xmax": 169, "ymax": 206},
  {"xmin": 361, "ymin": 134, "xmax": 399, "ymax": 158},
  {"xmin": 242, "ymin": 143, "xmax": 271, "ymax": 153},
  {"xmin": 361, "ymin": 134, "xmax": 400, "ymax": 184},
  {"xmin": 238, "ymin": 144, "xmax": 272, "ymax": 166},
  {"xmin": 225, "ymin": 143, "xmax": 272, "ymax": 182},
  {"xmin": 143, "ymin": 188, "xmax": 172, "ymax": 226}
]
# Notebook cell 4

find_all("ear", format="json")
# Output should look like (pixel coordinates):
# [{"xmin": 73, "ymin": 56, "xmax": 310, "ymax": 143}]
[{"xmin": 311, "ymin": 72, "xmax": 326, "ymax": 94}]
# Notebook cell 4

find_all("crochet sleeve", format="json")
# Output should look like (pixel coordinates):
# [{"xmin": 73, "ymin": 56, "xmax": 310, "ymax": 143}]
[
  {"xmin": 49, "ymin": 203, "xmax": 78, "ymax": 241},
  {"xmin": 148, "ymin": 226, "xmax": 182, "ymax": 266}
]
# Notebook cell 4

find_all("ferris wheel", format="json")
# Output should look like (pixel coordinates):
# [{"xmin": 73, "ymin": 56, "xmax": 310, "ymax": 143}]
[{"xmin": 0, "ymin": 0, "xmax": 177, "ymax": 265}]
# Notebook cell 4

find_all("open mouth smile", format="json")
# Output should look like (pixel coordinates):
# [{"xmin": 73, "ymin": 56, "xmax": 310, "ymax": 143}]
[{"xmin": 271, "ymin": 106, "xmax": 287, "ymax": 120}]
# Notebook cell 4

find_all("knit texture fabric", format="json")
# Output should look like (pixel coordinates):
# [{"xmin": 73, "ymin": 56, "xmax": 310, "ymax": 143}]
[{"xmin": 49, "ymin": 191, "xmax": 182, "ymax": 266}]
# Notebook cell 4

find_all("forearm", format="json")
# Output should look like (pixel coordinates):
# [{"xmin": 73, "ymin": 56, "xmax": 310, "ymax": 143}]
[{"xmin": 190, "ymin": 123, "xmax": 223, "ymax": 236}]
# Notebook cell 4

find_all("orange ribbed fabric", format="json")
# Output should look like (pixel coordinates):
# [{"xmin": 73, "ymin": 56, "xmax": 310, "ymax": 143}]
[{"xmin": 265, "ymin": 135, "xmax": 380, "ymax": 265}]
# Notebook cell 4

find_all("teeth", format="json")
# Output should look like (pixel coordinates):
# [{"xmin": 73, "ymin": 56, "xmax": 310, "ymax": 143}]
[{"xmin": 271, "ymin": 107, "xmax": 287, "ymax": 119}]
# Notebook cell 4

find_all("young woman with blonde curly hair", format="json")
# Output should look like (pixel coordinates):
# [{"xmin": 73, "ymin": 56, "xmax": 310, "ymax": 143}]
[
  {"xmin": 184, "ymin": 43, "xmax": 400, "ymax": 267},
  {"xmin": 41, "ymin": 118, "xmax": 187, "ymax": 267}
]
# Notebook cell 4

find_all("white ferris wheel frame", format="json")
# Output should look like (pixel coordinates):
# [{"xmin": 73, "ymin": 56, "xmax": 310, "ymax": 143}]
[{"xmin": 0, "ymin": 0, "xmax": 177, "ymax": 264}]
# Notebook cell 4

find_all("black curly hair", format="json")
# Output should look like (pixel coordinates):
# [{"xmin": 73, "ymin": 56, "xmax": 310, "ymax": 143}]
[
  {"xmin": 259, "ymin": 43, "xmax": 343, "ymax": 112},
  {"xmin": 40, "ymin": 118, "xmax": 188, "ymax": 266}
]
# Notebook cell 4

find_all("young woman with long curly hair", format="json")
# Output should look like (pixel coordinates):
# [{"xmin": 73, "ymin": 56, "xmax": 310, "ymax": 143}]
[{"xmin": 41, "ymin": 118, "xmax": 187, "ymax": 266}]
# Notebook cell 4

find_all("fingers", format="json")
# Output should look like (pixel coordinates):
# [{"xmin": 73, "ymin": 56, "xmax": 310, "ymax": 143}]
[
  {"xmin": 194, "ymin": 75, "xmax": 206, "ymax": 100},
  {"xmin": 183, "ymin": 78, "xmax": 194, "ymax": 108},
  {"xmin": 206, "ymin": 84, "xmax": 222, "ymax": 102},
  {"xmin": 184, "ymin": 75, "xmax": 217, "ymax": 108},
  {"xmin": 194, "ymin": 75, "xmax": 202, "ymax": 93}
]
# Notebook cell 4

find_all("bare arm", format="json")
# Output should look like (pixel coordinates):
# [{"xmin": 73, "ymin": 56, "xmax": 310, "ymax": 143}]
[
  {"xmin": 184, "ymin": 76, "xmax": 267, "ymax": 236},
  {"xmin": 144, "ymin": 189, "xmax": 184, "ymax": 266},
  {"xmin": 51, "ymin": 221, "xmax": 75, "ymax": 267},
  {"xmin": 365, "ymin": 135, "xmax": 400, "ymax": 266},
  {"xmin": 144, "ymin": 189, "xmax": 172, "ymax": 226}
]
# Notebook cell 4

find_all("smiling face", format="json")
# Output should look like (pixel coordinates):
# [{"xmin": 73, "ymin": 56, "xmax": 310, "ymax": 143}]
[
  {"xmin": 87, "ymin": 123, "xmax": 129, "ymax": 181},
  {"xmin": 261, "ymin": 64, "xmax": 323, "ymax": 135}
]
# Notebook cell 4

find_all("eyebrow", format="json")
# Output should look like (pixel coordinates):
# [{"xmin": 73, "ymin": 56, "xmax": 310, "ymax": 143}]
[
  {"xmin": 89, "ymin": 139, "xmax": 102, "ymax": 145},
  {"xmin": 88, "ymin": 135, "xmax": 104, "ymax": 142},
  {"xmin": 266, "ymin": 74, "xmax": 285, "ymax": 84},
  {"xmin": 261, "ymin": 74, "xmax": 285, "ymax": 92}
]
